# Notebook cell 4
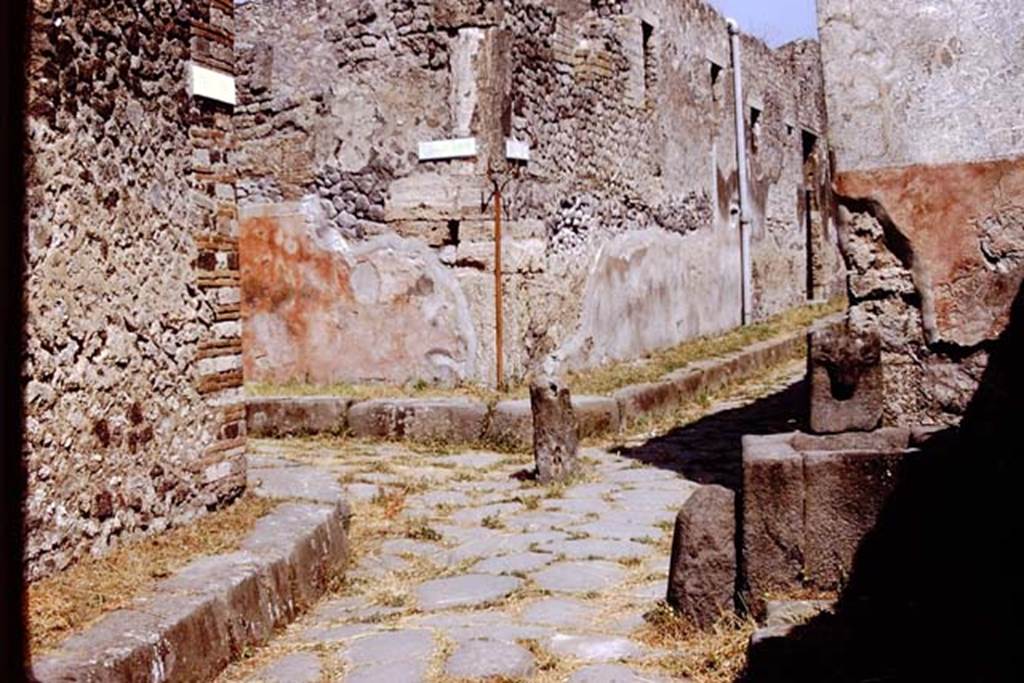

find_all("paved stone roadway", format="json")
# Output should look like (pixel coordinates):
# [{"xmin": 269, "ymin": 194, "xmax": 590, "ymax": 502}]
[{"xmin": 218, "ymin": 364, "xmax": 805, "ymax": 682}]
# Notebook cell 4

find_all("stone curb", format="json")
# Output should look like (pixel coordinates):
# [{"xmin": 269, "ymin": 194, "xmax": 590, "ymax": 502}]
[
  {"xmin": 246, "ymin": 317, "xmax": 839, "ymax": 446},
  {"xmin": 247, "ymin": 395, "xmax": 352, "ymax": 437},
  {"xmin": 613, "ymin": 328, "xmax": 810, "ymax": 427},
  {"xmin": 32, "ymin": 459, "xmax": 352, "ymax": 683}
]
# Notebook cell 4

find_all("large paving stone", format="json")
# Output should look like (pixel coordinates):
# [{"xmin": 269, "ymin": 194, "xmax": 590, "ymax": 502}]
[
  {"xmin": 436, "ymin": 451, "xmax": 506, "ymax": 469},
  {"xmin": 415, "ymin": 574, "xmax": 521, "ymax": 611},
  {"xmin": 248, "ymin": 465, "xmax": 346, "ymax": 505},
  {"xmin": 451, "ymin": 502, "xmax": 524, "ymax": 526},
  {"xmin": 406, "ymin": 490, "xmax": 473, "ymax": 509},
  {"xmin": 445, "ymin": 535, "xmax": 515, "ymax": 564},
  {"xmin": 409, "ymin": 611, "xmax": 551, "ymax": 643},
  {"xmin": 345, "ymin": 659, "xmax": 430, "ymax": 683},
  {"xmin": 543, "ymin": 497, "xmax": 614, "ymax": 516},
  {"xmin": 346, "ymin": 629, "xmax": 436, "ymax": 666},
  {"xmin": 255, "ymin": 652, "xmax": 323, "ymax": 683},
  {"xmin": 610, "ymin": 487, "xmax": 696, "ymax": 511},
  {"xmin": 503, "ymin": 510, "xmax": 580, "ymax": 532},
  {"xmin": 537, "ymin": 538, "xmax": 652, "ymax": 561},
  {"xmin": 572, "ymin": 520, "xmax": 663, "ymax": 542},
  {"xmin": 295, "ymin": 623, "xmax": 377, "ymax": 644},
  {"xmin": 471, "ymin": 552, "xmax": 554, "ymax": 575},
  {"xmin": 602, "ymin": 467, "xmax": 682, "ymax": 484},
  {"xmin": 569, "ymin": 663, "xmax": 668, "ymax": 682},
  {"xmin": 627, "ymin": 581, "xmax": 666, "ymax": 602},
  {"xmin": 562, "ymin": 483, "xmax": 621, "ymax": 500},
  {"xmin": 667, "ymin": 484, "xmax": 736, "ymax": 628},
  {"xmin": 348, "ymin": 398, "xmax": 488, "ymax": 443},
  {"xmin": 445, "ymin": 638, "xmax": 535, "ymax": 679},
  {"xmin": 547, "ymin": 634, "xmax": 643, "ymax": 662},
  {"xmin": 530, "ymin": 561, "xmax": 628, "ymax": 594},
  {"xmin": 521, "ymin": 598, "xmax": 601, "ymax": 628}
]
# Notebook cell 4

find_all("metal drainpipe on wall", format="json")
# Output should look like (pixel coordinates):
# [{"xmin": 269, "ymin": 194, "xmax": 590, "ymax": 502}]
[{"xmin": 728, "ymin": 18, "xmax": 754, "ymax": 326}]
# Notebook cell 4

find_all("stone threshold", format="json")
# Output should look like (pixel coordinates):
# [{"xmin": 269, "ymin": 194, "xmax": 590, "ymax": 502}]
[
  {"xmin": 247, "ymin": 315, "xmax": 842, "ymax": 447},
  {"xmin": 31, "ymin": 459, "xmax": 351, "ymax": 683}
]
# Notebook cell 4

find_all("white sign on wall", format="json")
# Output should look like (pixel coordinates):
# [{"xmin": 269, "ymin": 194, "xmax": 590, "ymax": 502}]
[
  {"xmin": 418, "ymin": 137, "xmax": 479, "ymax": 161},
  {"xmin": 505, "ymin": 138, "xmax": 531, "ymax": 162},
  {"xmin": 188, "ymin": 62, "xmax": 237, "ymax": 106}
]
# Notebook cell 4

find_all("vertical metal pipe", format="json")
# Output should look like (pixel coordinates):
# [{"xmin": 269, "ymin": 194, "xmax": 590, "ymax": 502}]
[
  {"xmin": 728, "ymin": 18, "xmax": 754, "ymax": 325},
  {"xmin": 494, "ymin": 186, "xmax": 505, "ymax": 391}
]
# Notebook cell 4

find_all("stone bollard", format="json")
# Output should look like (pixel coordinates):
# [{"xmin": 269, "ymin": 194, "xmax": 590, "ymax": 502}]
[
  {"xmin": 667, "ymin": 484, "xmax": 737, "ymax": 628},
  {"xmin": 529, "ymin": 360, "xmax": 580, "ymax": 484},
  {"xmin": 808, "ymin": 318, "xmax": 883, "ymax": 434}
]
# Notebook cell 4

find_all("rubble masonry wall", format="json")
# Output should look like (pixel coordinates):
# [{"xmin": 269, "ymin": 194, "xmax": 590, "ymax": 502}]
[
  {"xmin": 23, "ymin": 0, "xmax": 245, "ymax": 580},
  {"xmin": 235, "ymin": 0, "xmax": 844, "ymax": 387}
]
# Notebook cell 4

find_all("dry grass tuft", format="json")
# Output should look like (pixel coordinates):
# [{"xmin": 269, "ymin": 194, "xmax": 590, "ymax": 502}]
[
  {"xmin": 639, "ymin": 602, "xmax": 757, "ymax": 683},
  {"xmin": 28, "ymin": 494, "xmax": 277, "ymax": 655},
  {"xmin": 567, "ymin": 298, "xmax": 843, "ymax": 396}
]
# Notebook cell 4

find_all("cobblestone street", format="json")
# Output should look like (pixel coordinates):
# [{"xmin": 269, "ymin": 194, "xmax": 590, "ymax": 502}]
[{"xmin": 218, "ymin": 363, "xmax": 805, "ymax": 682}]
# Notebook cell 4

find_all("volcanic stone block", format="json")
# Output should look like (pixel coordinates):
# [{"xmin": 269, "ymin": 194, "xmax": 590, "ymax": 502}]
[
  {"xmin": 530, "ymin": 370, "xmax": 580, "ymax": 484},
  {"xmin": 802, "ymin": 449, "xmax": 914, "ymax": 589},
  {"xmin": 790, "ymin": 427, "xmax": 911, "ymax": 453},
  {"xmin": 809, "ymin": 320, "xmax": 883, "ymax": 433},
  {"xmin": 667, "ymin": 484, "xmax": 737, "ymax": 628},
  {"xmin": 613, "ymin": 380, "xmax": 680, "ymax": 426},
  {"xmin": 247, "ymin": 397, "xmax": 351, "ymax": 437},
  {"xmin": 486, "ymin": 399, "xmax": 533, "ymax": 449},
  {"xmin": 742, "ymin": 430, "xmax": 920, "ymax": 601},
  {"xmin": 347, "ymin": 398, "xmax": 488, "ymax": 443},
  {"xmin": 741, "ymin": 433, "xmax": 806, "ymax": 610}
]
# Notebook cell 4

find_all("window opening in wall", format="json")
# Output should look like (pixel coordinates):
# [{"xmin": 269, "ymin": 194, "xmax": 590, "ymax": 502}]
[
  {"xmin": 802, "ymin": 129, "xmax": 819, "ymax": 164},
  {"xmin": 709, "ymin": 61, "xmax": 723, "ymax": 102},
  {"xmin": 642, "ymin": 21, "xmax": 655, "ymax": 93},
  {"xmin": 750, "ymin": 106, "xmax": 762, "ymax": 154},
  {"xmin": 801, "ymin": 130, "xmax": 822, "ymax": 300},
  {"xmin": 446, "ymin": 220, "xmax": 461, "ymax": 248}
]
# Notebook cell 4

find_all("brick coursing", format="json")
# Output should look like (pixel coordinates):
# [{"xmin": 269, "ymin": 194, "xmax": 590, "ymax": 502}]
[{"xmin": 23, "ymin": 0, "xmax": 244, "ymax": 580}]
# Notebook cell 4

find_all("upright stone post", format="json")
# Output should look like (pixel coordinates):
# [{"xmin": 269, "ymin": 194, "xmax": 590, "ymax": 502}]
[
  {"xmin": 529, "ymin": 358, "xmax": 580, "ymax": 484},
  {"xmin": 667, "ymin": 484, "xmax": 737, "ymax": 628}
]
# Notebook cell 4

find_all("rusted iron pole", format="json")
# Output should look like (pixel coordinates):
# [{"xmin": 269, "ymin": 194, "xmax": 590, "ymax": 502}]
[{"xmin": 493, "ymin": 182, "xmax": 505, "ymax": 391}]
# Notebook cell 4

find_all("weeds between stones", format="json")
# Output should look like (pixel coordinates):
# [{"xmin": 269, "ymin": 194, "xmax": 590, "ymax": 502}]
[{"xmin": 640, "ymin": 602, "xmax": 758, "ymax": 683}]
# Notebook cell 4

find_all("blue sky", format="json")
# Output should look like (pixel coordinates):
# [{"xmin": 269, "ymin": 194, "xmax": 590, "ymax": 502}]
[{"xmin": 707, "ymin": 0, "xmax": 819, "ymax": 46}]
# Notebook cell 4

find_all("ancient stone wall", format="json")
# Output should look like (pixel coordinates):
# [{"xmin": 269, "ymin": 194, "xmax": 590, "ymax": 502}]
[
  {"xmin": 235, "ymin": 0, "xmax": 841, "ymax": 387},
  {"xmin": 818, "ymin": 0, "xmax": 1024, "ymax": 426},
  {"xmin": 23, "ymin": 0, "xmax": 244, "ymax": 580}
]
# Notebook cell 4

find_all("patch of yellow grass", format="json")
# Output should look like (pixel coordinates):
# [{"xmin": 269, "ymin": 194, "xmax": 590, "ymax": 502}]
[
  {"xmin": 639, "ymin": 602, "xmax": 758, "ymax": 683},
  {"xmin": 246, "ymin": 299, "xmax": 844, "ymax": 401},
  {"xmin": 245, "ymin": 378, "xmax": 501, "ymax": 402},
  {"xmin": 28, "ymin": 495, "xmax": 277, "ymax": 655},
  {"xmin": 567, "ymin": 298, "xmax": 843, "ymax": 396}
]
